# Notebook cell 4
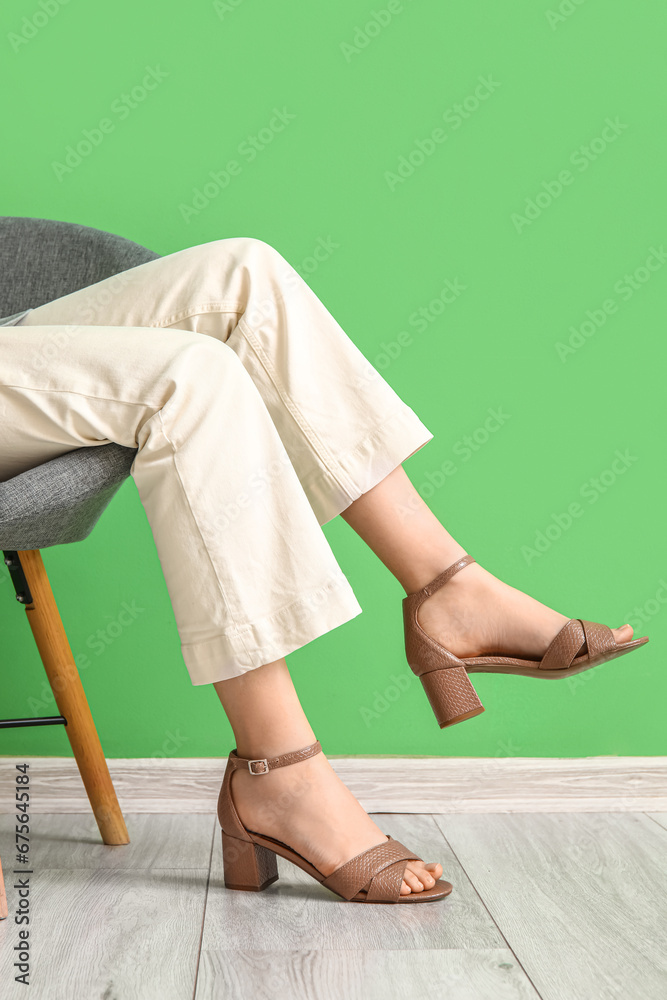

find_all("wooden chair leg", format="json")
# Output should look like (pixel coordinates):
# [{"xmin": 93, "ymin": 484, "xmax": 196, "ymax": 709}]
[
  {"xmin": 0, "ymin": 853, "xmax": 8, "ymax": 920},
  {"xmin": 16, "ymin": 549, "xmax": 129, "ymax": 846}
]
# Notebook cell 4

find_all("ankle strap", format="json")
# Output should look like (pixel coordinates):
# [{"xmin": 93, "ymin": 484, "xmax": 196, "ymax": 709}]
[
  {"xmin": 228, "ymin": 739, "xmax": 322, "ymax": 775},
  {"xmin": 413, "ymin": 555, "xmax": 476, "ymax": 600}
]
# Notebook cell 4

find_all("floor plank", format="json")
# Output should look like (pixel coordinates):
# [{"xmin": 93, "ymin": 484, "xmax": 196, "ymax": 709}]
[
  {"xmin": 0, "ymin": 812, "xmax": 216, "ymax": 869},
  {"xmin": 201, "ymin": 814, "xmax": 506, "ymax": 952},
  {"xmin": 436, "ymin": 813, "xmax": 667, "ymax": 1000},
  {"xmin": 0, "ymin": 867, "xmax": 208, "ymax": 1000},
  {"xmin": 195, "ymin": 948, "xmax": 542, "ymax": 1000},
  {"xmin": 645, "ymin": 813, "xmax": 667, "ymax": 833}
]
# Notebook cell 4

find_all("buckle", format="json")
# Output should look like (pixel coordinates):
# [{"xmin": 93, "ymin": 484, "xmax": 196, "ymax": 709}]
[{"xmin": 248, "ymin": 758, "xmax": 269, "ymax": 774}]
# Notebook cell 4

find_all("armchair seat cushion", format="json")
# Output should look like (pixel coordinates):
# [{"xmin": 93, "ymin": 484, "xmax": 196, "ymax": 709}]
[{"xmin": 0, "ymin": 444, "xmax": 138, "ymax": 550}]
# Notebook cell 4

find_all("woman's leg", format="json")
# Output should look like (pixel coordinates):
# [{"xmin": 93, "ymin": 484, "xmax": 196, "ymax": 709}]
[
  {"xmin": 340, "ymin": 464, "xmax": 634, "ymax": 654},
  {"xmin": 14, "ymin": 238, "xmax": 633, "ymax": 888},
  {"xmin": 212, "ymin": 657, "xmax": 442, "ymax": 895}
]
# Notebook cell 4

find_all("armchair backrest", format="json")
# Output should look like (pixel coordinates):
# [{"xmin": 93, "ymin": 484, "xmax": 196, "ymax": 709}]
[{"xmin": 0, "ymin": 216, "xmax": 161, "ymax": 315}]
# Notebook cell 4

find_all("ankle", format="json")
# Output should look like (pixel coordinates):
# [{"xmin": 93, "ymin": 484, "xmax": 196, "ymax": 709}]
[
  {"xmin": 235, "ymin": 730, "xmax": 317, "ymax": 762},
  {"xmin": 420, "ymin": 558, "xmax": 487, "ymax": 606},
  {"xmin": 417, "ymin": 563, "xmax": 491, "ymax": 641},
  {"xmin": 401, "ymin": 544, "xmax": 469, "ymax": 595}
]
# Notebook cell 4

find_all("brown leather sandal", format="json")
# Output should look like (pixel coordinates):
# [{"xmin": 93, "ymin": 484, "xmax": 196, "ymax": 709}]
[
  {"xmin": 404, "ymin": 554, "xmax": 650, "ymax": 729},
  {"xmin": 217, "ymin": 740, "xmax": 452, "ymax": 903}
]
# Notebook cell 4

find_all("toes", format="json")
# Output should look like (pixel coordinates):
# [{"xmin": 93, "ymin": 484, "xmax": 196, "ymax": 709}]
[
  {"xmin": 612, "ymin": 624, "xmax": 634, "ymax": 644},
  {"xmin": 424, "ymin": 861, "xmax": 443, "ymax": 880},
  {"xmin": 401, "ymin": 862, "xmax": 442, "ymax": 894},
  {"xmin": 419, "ymin": 866, "xmax": 436, "ymax": 888},
  {"xmin": 402, "ymin": 869, "xmax": 425, "ymax": 894}
]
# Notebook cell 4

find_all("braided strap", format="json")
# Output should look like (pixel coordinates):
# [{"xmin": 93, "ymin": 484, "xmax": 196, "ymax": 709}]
[
  {"xmin": 365, "ymin": 858, "xmax": 414, "ymax": 902},
  {"xmin": 321, "ymin": 837, "xmax": 420, "ymax": 902},
  {"xmin": 540, "ymin": 619, "xmax": 616, "ymax": 671}
]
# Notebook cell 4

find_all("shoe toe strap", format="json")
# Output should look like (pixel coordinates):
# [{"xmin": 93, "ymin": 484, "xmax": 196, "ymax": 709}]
[
  {"xmin": 540, "ymin": 619, "xmax": 616, "ymax": 670},
  {"xmin": 364, "ymin": 857, "xmax": 414, "ymax": 902},
  {"xmin": 579, "ymin": 619, "xmax": 617, "ymax": 657},
  {"xmin": 321, "ymin": 837, "xmax": 420, "ymax": 902}
]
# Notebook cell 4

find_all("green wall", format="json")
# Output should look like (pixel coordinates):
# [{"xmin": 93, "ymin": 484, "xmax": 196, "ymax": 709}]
[{"xmin": 1, "ymin": 1, "xmax": 663, "ymax": 760}]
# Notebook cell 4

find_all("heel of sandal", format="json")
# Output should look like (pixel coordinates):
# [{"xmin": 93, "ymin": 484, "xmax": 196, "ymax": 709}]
[
  {"xmin": 420, "ymin": 666, "xmax": 485, "ymax": 728},
  {"xmin": 221, "ymin": 831, "xmax": 279, "ymax": 892}
]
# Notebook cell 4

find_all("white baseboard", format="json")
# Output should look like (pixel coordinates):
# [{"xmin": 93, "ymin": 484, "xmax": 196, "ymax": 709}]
[{"xmin": 1, "ymin": 756, "xmax": 665, "ymax": 813}]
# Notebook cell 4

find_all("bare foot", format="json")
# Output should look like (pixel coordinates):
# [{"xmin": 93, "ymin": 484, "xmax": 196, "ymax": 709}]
[
  {"xmin": 230, "ymin": 750, "xmax": 443, "ymax": 896},
  {"xmin": 417, "ymin": 559, "xmax": 634, "ymax": 660}
]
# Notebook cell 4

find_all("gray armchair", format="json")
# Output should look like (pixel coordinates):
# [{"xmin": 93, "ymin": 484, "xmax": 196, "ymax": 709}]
[{"xmin": 0, "ymin": 217, "xmax": 162, "ymax": 848}]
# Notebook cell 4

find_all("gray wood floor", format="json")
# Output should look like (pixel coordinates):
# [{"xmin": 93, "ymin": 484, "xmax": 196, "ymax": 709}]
[{"xmin": 1, "ymin": 811, "xmax": 666, "ymax": 999}]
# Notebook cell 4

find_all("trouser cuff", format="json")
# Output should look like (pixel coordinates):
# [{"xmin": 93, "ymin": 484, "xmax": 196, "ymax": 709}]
[{"xmin": 181, "ymin": 570, "xmax": 362, "ymax": 684}]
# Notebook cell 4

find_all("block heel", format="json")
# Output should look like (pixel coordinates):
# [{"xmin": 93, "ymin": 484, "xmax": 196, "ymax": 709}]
[
  {"xmin": 221, "ymin": 830, "xmax": 279, "ymax": 892},
  {"xmin": 420, "ymin": 667, "xmax": 485, "ymax": 729}
]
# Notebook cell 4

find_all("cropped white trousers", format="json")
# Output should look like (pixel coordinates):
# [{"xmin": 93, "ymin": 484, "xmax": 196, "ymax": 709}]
[{"xmin": 0, "ymin": 237, "xmax": 433, "ymax": 684}]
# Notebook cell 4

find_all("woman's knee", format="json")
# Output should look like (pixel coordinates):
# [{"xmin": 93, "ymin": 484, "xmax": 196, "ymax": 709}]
[
  {"xmin": 170, "ymin": 331, "xmax": 244, "ymax": 379},
  {"xmin": 204, "ymin": 235, "xmax": 295, "ymax": 287},
  {"xmin": 169, "ymin": 236, "xmax": 301, "ymax": 331}
]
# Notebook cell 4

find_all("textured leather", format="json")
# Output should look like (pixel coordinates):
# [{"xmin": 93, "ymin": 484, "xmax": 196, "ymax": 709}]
[
  {"xmin": 227, "ymin": 740, "xmax": 322, "ymax": 773},
  {"xmin": 221, "ymin": 830, "xmax": 279, "ymax": 892},
  {"xmin": 402, "ymin": 554, "xmax": 476, "ymax": 679},
  {"xmin": 403, "ymin": 599, "xmax": 465, "ymax": 680},
  {"xmin": 364, "ymin": 859, "xmax": 413, "ymax": 902},
  {"xmin": 402, "ymin": 554, "xmax": 484, "ymax": 725},
  {"xmin": 420, "ymin": 666, "xmax": 483, "ymax": 726},
  {"xmin": 321, "ymin": 837, "xmax": 421, "ymax": 902},
  {"xmin": 539, "ymin": 619, "xmax": 616, "ymax": 670},
  {"xmin": 218, "ymin": 755, "xmax": 251, "ymax": 843},
  {"xmin": 403, "ymin": 609, "xmax": 466, "ymax": 681}
]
